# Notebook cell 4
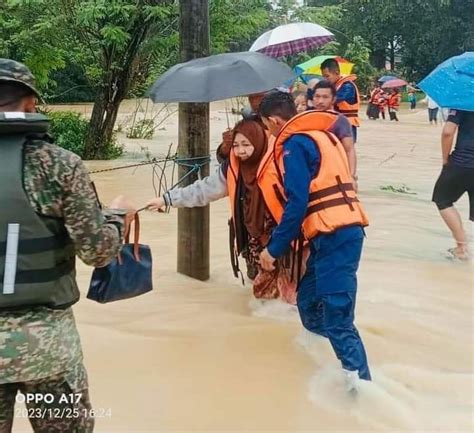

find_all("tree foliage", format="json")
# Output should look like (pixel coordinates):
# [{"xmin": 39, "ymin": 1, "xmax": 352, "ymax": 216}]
[
  {"xmin": 337, "ymin": 0, "xmax": 472, "ymax": 80},
  {"xmin": 1, "ymin": 0, "xmax": 472, "ymax": 158},
  {"xmin": 344, "ymin": 36, "xmax": 376, "ymax": 94}
]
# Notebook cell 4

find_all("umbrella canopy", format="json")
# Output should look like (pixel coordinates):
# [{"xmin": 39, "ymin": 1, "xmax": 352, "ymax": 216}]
[
  {"xmin": 418, "ymin": 52, "xmax": 474, "ymax": 110},
  {"xmin": 294, "ymin": 55, "xmax": 354, "ymax": 77},
  {"xmin": 249, "ymin": 23, "xmax": 334, "ymax": 58},
  {"xmin": 382, "ymin": 78, "xmax": 408, "ymax": 89},
  {"xmin": 284, "ymin": 73, "xmax": 322, "ymax": 89},
  {"xmin": 299, "ymin": 73, "xmax": 323, "ymax": 84},
  {"xmin": 148, "ymin": 52, "xmax": 295, "ymax": 103},
  {"xmin": 378, "ymin": 75, "xmax": 398, "ymax": 83}
]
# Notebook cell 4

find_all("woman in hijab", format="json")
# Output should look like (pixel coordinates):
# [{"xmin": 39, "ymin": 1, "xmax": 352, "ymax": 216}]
[{"xmin": 147, "ymin": 119, "xmax": 298, "ymax": 303}]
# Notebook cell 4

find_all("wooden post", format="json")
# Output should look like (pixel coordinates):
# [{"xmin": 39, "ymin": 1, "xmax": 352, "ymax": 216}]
[{"xmin": 177, "ymin": 0, "xmax": 210, "ymax": 280}]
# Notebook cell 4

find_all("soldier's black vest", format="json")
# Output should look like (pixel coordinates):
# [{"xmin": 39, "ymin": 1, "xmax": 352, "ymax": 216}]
[{"xmin": 0, "ymin": 113, "xmax": 79, "ymax": 310}]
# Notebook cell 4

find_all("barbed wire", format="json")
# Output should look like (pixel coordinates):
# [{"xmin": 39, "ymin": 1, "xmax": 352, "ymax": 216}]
[
  {"xmin": 89, "ymin": 150, "xmax": 216, "ymax": 198},
  {"xmin": 88, "ymin": 151, "xmax": 217, "ymax": 175}
]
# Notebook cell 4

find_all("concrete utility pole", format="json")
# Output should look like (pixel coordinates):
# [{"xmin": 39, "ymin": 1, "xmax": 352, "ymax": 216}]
[{"xmin": 177, "ymin": 0, "xmax": 210, "ymax": 280}]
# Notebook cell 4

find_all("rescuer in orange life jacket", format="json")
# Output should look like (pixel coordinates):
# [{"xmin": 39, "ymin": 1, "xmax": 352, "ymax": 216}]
[
  {"xmin": 321, "ymin": 58, "xmax": 361, "ymax": 143},
  {"xmin": 258, "ymin": 90, "xmax": 371, "ymax": 393}
]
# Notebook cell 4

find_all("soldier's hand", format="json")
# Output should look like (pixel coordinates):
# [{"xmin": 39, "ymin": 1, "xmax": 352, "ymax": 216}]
[
  {"xmin": 109, "ymin": 195, "xmax": 136, "ymax": 212},
  {"xmin": 146, "ymin": 197, "xmax": 166, "ymax": 211}
]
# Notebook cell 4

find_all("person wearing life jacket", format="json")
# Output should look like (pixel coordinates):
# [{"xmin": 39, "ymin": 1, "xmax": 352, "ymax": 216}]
[
  {"xmin": 377, "ymin": 90, "xmax": 388, "ymax": 120},
  {"xmin": 258, "ymin": 90, "xmax": 371, "ymax": 392},
  {"xmin": 387, "ymin": 88, "xmax": 401, "ymax": 121},
  {"xmin": 147, "ymin": 119, "xmax": 299, "ymax": 304},
  {"xmin": 321, "ymin": 58, "xmax": 361, "ymax": 143},
  {"xmin": 0, "ymin": 58, "xmax": 132, "ymax": 432},
  {"xmin": 310, "ymin": 80, "xmax": 358, "ymax": 190},
  {"xmin": 217, "ymin": 92, "xmax": 266, "ymax": 163},
  {"xmin": 367, "ymin": 83, "xmax": 382, "ymax": 120}
]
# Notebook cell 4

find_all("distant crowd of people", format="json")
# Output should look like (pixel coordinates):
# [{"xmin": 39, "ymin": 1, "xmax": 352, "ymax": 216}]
[{"xmin": 366, "ymin": 84, "xmax": 402, "ymax": 121}]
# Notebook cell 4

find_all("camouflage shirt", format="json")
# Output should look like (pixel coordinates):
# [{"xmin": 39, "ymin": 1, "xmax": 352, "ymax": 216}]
[{"xmin": 0, "ymin": 138, "xmax": 124, "ymax": 384}]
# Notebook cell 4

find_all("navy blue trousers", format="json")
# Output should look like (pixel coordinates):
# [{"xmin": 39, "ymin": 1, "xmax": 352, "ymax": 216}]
[{"xmin": 296, "ymin": 226, "xmax": 371, "ymax": 380}]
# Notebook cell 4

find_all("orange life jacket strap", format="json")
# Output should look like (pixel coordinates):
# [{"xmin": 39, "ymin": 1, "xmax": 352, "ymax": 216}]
[
  {"xmin": 309, "ymin": 182, "xmax": 354, "ymax": 201},
  {"xmin": 272, "ymin": 183, "xmax": 286, "ymax": 205},
  {"xmin": 342, "ymin": 113, "xmax": 358, "ymax": 118},
  {"xmin": 306, "ymin": 196, "xmax": 360, "ymax": 215},
  {"xmin": 321, "ymin": 130, "xmax": 339, "ymax": 146}
]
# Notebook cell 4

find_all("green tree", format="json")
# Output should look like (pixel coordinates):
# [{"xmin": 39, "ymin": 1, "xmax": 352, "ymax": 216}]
[
  {"xmin": 337, "ymin": 0, "xmax": 472, "ymax": 80},
  {"xmin": 396, "ymin": 0, "xmax": 473, "ymax": 80},
  {"xmin": 55, "ymin": 0, "xmax": 174, "ymax": 159},
  {"xmin": 338, "ymin": 0, "xmax": 400, "ymax": 70},
  {"xmin": 0, "ymin": 0, "xmax": 68, "ymax": 90},
  {"xmin": 1, "ymin": 0, "xmax": 175, "ymax": 159},
  {"xmin": 210, "ymin": 0, "xmax": 271, "ymax": 52},
  {"xmin": 344, "ymin": 36, "xmax": 376, "ymax": 95}
]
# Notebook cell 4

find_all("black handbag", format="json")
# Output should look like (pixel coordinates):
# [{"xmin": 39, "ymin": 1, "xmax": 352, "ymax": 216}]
[{"xmin": 87, "ymin": 213, "xmax": 153, "ymax": 303}]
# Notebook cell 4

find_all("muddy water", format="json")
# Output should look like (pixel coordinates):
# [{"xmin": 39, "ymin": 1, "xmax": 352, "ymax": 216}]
[{"xmin": 15, "ymin": 103, "xmax": 473, "ymax": 432}]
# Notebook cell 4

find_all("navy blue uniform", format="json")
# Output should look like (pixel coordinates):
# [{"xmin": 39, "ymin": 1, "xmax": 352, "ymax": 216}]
[
  {"xmin": 336, "ymin": 82, "xmax": 359, "ymax": 143},
  {"xmin": 267, "ymin": 134, "xmax": 371, "ymax": 380}
]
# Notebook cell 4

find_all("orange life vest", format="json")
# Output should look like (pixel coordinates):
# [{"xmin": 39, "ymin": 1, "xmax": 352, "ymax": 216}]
[
  {"xmin": 257, "ymin": 111, "xmax": 368, "ymax": 241},
  {"xmin": 377, "ymin": 93, "xmax": 387, "ymax": 107},
  {"xmin": 335, "ymin": 75, "xmax": 361, "ymax": 127},
  {"xmin": 369, "ymin": 88, "xmax": 380, "ymax": 104},
  {"xmin": 388, "ymin": 93, "xmax": 400, "ymax": 108},
  {"xmin": 225, "ymin": 132, "xmax": 276, "ymax": 279}
]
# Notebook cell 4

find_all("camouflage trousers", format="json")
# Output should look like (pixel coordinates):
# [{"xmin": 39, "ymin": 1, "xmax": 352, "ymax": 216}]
[{"xmin": 0, "ymin": 364, "xmax": 94, "ymax": 433}]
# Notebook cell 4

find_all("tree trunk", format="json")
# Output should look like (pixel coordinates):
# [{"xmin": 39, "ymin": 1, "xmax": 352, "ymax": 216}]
[
  {"xmin": 371, "ymin": 49, "xmax": 386, "ymax": 70},
  {"xmin": 177, "ymin": 0, "xmax": 210, "ymax": 281},
  {"xmin": 83, "ymin": 22, "xmax": 149, "ymax": 160},
  {"xmin": 389, "ymin": 41, "xmax": 396, "ymax": 71},
  {"xmin": 83, "ymin": 80, "xmax": 123, "ymax": 160}
]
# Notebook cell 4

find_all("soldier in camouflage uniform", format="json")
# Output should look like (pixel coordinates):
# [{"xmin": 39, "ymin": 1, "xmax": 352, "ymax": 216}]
[{"xmin": 0, "ymin": 59, "xmax": 131, "ymax": 433}]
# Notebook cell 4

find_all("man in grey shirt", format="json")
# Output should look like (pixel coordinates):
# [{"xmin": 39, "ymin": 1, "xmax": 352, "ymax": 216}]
[{"xmin": 311, "ymin": 80, "xmax": 358, "ymax": 190}]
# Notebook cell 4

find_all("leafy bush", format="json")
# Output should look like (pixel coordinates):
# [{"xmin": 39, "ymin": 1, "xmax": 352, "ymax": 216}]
[
  {"xmin": 48, "ymin": 111, "xmax": 88, "ymax": 156},
  {"xmin": 126, "ymin": 119, "xmax": 155, "ymax": 139},
  {"xmin": 344, "ymin": 36, "xmax": 377, "ymax": 96},
  {"xmin": 100, "ymin": 134, "xmax": 123, "ymax": 160},
  {"xmin": 45, "ymin": 111, "xmax": 123, "ymax": 159}
]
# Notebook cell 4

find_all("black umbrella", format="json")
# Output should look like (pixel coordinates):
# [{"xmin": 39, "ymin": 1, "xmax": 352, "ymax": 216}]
[{"xmin": 148, "ymin": 51, "xmax": 295, "ymax": 103}]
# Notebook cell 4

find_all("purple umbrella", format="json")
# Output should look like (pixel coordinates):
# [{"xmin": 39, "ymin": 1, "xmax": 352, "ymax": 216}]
[{"xmin": 249, "ymin": 23, "xmax": 334, "ymax": 58}]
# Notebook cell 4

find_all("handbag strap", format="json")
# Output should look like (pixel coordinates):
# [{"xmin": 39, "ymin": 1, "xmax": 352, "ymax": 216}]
[{"xmin": 123, "ymin": 212, "xmax": 141, "ymax": 261}]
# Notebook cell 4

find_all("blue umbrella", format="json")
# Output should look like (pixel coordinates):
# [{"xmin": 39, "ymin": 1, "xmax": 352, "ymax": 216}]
[
  {"xmin": 378, "ymin": 75, "xmax": 398, "ymax": 83},
  {"xmin": 418, "ymin": 52, "xmax": 474, "ymax": 110}
]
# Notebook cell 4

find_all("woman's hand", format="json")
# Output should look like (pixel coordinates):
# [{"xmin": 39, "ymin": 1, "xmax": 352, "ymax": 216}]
[{"xmin": 146, "ymin": 197, "xmax": 166, "ymax": 211}]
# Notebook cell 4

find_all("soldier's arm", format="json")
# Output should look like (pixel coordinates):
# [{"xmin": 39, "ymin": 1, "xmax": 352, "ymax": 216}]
[{"xmin": 61, "ymin": 157, "xmax": 124, "ymax": 267}]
